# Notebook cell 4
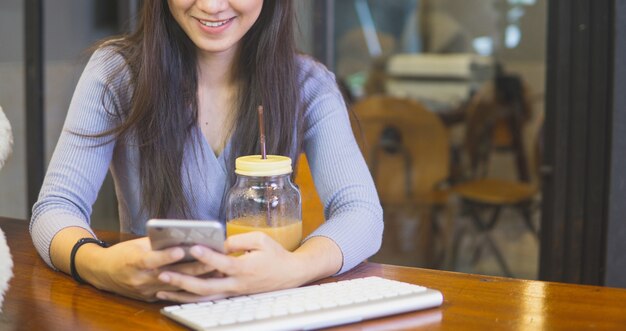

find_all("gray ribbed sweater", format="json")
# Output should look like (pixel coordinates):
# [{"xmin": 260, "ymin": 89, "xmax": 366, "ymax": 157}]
[{"xmin": 29, "ymin": 48, "xmax": 383, "ymax": 274}]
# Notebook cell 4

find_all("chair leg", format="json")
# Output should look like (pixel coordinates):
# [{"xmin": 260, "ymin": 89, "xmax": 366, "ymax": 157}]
[
  {"xmin": 483, "ymin": 232, "xmax": 514, "ymax": 277},
  {"xmin": 431, "ymin": 205, "xmax": 452, "ymax": 268},
  {"xmin": 441, "ymin": 202, "xmax": 457, "ymax": 269},
  {"xmin": 467, "ymin": 203, "xmax": 515, "ymax": 277},
  {"xmin": 470, "ymin": 237, "xmax": 485, "ymax": 266},
  {"xmin": 417, "ymin": 206, "xmax": 436, "ymax": 268},
  {"xmin": 450, "ymin": 224, "xmax": 468, "ymax": 271},
  {"xmin": 518, "ymin": 203, "xmax": 539, "ymax": 240}
]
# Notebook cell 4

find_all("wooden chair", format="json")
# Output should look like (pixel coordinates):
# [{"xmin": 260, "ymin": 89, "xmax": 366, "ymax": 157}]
[
  {"xmin": 294, "ymin": 154, "xmax": 325, "ymax": 238},
  {"xmin": 463, "ymin": 74, "xmax": 533, "ymax": 182},
  {"xmin": 450, "ymin": 81, "xmax": 542, "ymax": 277},
  {"xmin": 351, "ymin": 96, "xmax": 452, "ymax": 267}
]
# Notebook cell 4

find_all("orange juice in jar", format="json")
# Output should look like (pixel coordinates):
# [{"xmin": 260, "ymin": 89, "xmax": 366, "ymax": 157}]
[
  {"xmin": 226, "ymin": 216, "xmax": 302, "ymax": 252},
  {"xmin": 225, "ymin": 155, "xmax": 302, "ymax": 251}
]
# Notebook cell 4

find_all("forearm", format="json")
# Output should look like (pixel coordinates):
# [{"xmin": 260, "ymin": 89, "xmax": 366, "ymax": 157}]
[
  {"xmin": 50, "ymin": 226, "xmax": 107, "ymax": 286},
  {"xmin": 293, "ymin": 236, "xmax": 343, "ymax": 284},
  {"xmin": 51, "ymin": 227, "xmax": 187, "ymax": 301}
]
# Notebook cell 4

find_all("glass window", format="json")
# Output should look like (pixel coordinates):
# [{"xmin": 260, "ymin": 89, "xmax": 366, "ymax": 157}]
[
  {"xmin": 43, "ymin": 0, "xmax": 123, "ymax": 230},
  {"xmin": 0, "ymin": 1, "xmax": 26, "ymax": 219},
  {"xmin": 328, "ymin": 0, "xmax": 547, "ymax": 279}
]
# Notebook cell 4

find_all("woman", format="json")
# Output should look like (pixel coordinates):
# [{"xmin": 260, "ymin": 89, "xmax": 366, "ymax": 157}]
[{"xmin": 30, "ymin": 0, "xmax": 382, "ymax": 303}]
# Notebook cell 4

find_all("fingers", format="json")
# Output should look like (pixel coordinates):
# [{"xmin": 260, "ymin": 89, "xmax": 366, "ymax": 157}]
[
  {"xmin": 113, "ymin": 271, "xmax": 181, "ymax": 301},
  {"xmin": 140, "ymin": 247, "xmax": 185, "ymax": 269},
  {"xmin": 157, "ymin": 246, "xmax": 241, "ymax": 296},
  {"xmin": 160, "ymin": 261, "xmax": 216, "ymax": 276},
  {"xmin": 225, "ymin": 232, "xmax": 274, "ymax": 253},
  {"xmin": 158, "ymin": 271, "xmax": 238, "ymax": 297},
  {"xmin": 189, "ymin": 245, "xmax": 239, "ymax": 275},
  {"xmin": 156, "ymin": 290, "xmax": 227, "ymax": 303}
]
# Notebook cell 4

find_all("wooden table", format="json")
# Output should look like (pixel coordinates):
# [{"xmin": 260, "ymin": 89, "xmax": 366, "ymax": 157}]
[{"xmin": 1, "ymin": 216, "xmax": 625, "ymax": 330}]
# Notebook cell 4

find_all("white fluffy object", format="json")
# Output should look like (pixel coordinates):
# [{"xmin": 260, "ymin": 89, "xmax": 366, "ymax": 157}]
[
  {"xmin": 0, "ymin": 228, "xmax": 13, "ymax": 312},
  {"xmin": 0, "ymin": 106, "xmax": 13, "ymax": 170}
]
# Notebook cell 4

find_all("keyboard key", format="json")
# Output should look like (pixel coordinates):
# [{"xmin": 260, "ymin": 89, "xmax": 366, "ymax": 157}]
[{"xmin": 162, "ymin": 305, "xmax": 180, "ymax": 312}]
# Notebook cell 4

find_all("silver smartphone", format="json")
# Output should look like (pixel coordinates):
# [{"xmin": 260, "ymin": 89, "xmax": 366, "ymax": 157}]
[{"xmin": 146, "ymin": 219, "xmax": 225, "ymax": 262}]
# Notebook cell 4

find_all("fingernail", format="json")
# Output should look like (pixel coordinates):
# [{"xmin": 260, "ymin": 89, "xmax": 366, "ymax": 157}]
[
  {"xmin": 190, "ymin": 246, "xmax": 203, "ymax": 256},
  {"xmin": 156, "ymin": 292, "xmax": 166, "ymax": 300},
  {"xmin": 171, "ymin": 248, "xmax": 183, "ymax": 259},
  {"xmin": 159, "ymin": 273, "xmax": 171, "ymax": 282}
]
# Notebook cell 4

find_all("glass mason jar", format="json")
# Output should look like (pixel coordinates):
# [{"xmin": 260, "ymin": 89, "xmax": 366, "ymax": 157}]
[{"xmin": 225, "ymin": 155, "xmax": 302, "ymax": 251}]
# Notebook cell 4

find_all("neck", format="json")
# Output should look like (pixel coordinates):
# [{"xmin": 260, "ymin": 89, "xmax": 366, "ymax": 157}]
[{"xmin": 196, "ymin": 47, "xmax": 237, "ymax": 88}]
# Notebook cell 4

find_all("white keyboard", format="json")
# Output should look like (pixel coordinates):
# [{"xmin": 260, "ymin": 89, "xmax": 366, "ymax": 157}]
[{"xmin": 161, "ymin": 276, "xmax": 443, "ymax": 331}]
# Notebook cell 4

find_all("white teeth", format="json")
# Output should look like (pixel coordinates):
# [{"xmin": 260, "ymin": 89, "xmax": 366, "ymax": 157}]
[{"xmin": 200, "ymin": 19, "xmax": 230, "ymax": 27}]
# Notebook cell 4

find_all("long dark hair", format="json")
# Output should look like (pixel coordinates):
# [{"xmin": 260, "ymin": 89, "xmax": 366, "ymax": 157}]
[{"xmin": 100, "ymin": 0, "xmax": 301, "ymax": 219}]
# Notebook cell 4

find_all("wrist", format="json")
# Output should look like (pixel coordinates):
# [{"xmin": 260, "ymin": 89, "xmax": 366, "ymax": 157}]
[
  {"xmin": 293, "ymin": 236, "xmax": 343, "ymax": 284},
  {"xmin": 74, "ymin": 242, "xmax": 108, "ymax": 287}
]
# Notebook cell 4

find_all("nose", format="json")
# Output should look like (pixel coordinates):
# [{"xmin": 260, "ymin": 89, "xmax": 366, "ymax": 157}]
[{"xmin": 196, "ymin": 0, "xmax": 229, "ymax": 14}]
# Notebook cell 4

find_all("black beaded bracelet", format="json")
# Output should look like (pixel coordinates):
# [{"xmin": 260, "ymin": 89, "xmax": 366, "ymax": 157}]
[{"xmin": 70, "ymin": 237, "xmax": 109, "ymax": 284}]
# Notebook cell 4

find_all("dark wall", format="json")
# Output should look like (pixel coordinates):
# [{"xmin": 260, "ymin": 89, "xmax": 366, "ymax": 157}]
[
  {"xmin": 606, "ymin": 0, "xmax": 626, "ymax": 288},
  {"xmin": 540, "ymin": 0, "xmax": 614, "ymax": 286},
  {"xmin": 45, "ymin": 0, "xmax": 117, "ymax": 61}
]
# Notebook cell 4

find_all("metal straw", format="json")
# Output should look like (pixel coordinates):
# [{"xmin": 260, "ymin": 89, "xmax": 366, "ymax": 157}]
[
  {"xmin": 258, "ymin": 106, "xmax": 267, "ymax": 160},
  {"xmin": 258, "ymin": 106, "xmax": 271, "ymax": 225}
]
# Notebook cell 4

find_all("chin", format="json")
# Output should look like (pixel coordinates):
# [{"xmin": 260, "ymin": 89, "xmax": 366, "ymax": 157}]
[{"xmin": 196, "ymin": 42, "xmax": 238, "ymax": 56}]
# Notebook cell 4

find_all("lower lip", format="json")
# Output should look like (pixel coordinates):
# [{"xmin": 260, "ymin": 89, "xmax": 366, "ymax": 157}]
[{"xmin": 196, "ymin": 18, "xmax": 234, "ymax": 35}]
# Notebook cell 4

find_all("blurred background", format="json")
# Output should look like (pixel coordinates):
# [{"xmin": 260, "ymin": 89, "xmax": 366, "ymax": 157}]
[
  {"xmin": 325, "ymin": 0, "xmax": 545, "ymax": 280},
  {"xmin": 0, "ymin": 0, "xmax": 546, "ymax": 280},
  {"xmin": 3, "ymin": 0, "xmax": 625, "ymax": 285}
]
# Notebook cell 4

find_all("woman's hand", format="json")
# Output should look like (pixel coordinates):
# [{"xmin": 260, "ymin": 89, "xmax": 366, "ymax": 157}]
[
  {"xmin": 78, "ymin": 237, "xmax": 216, "ymax": 302},
  {"xmin": 155, "ymin": 232, "xmax": 317, "ymax": 303}
]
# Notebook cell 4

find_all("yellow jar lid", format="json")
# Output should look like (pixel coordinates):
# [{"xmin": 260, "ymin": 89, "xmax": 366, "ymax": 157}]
[{"xmin": 235, "ymin": 155, "xmax": 293, "ymax": 177}]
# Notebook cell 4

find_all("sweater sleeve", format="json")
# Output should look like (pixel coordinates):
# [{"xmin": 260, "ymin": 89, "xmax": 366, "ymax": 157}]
[
  {"xmin": 299, "ymin": 57, "xmax": 384, "ymax": 274},
  {"xmin": 29, "ymin": 47, "xmax": 127, "ymax": 269}
]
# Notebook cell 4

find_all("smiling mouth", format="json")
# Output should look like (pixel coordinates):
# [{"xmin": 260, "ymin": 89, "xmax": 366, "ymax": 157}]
[{"xmin": 198, "ymin": 17, "xmax": 234, "ymax": 28}]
